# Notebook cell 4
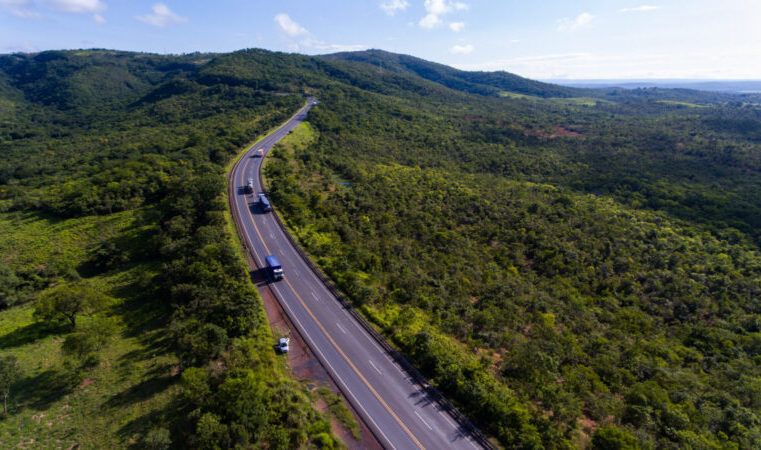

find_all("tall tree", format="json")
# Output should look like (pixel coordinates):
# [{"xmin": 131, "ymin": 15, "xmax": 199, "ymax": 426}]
[{"xmin": 34, "ymin": 283, "xmax": 108, "ymax": 328}]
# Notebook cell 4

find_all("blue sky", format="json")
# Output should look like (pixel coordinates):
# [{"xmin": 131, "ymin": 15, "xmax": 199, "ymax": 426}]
[{"xmin": 1, "ymin": 0, "xmax": 760, "ymax": 79}]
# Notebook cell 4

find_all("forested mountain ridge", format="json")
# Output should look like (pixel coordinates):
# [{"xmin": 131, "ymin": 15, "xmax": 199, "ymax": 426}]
[
  {"xmin": 1, "ymin": 48, "xmax": 761, "ymax": 449},
  {"xmin": 322, "ymin": 48, "xmax": 580, "ymax": 98}
]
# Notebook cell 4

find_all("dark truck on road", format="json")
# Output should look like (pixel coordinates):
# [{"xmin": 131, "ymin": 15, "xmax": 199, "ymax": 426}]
[{"xmin": 266, "ymin": 255, "xmax": 283, "ymax": 281}]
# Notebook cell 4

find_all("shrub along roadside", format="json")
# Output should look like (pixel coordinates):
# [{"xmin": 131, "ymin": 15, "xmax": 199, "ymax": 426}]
[{"xmin": 155, "ymin": 147, "xmax": 341, "ymax": 446}]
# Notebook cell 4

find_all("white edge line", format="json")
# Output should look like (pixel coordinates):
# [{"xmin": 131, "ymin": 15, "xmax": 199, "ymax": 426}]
[
  {"xmin": 271, "ymin": 283, "xmax": 399, "ymax": 450},
  {"xmin": 414, "ymin": 410, "xmax": 433, "ymax": 431},
  {"xmin": 369, "ymin": 359, "xmax": 383, "ymax": 375}
]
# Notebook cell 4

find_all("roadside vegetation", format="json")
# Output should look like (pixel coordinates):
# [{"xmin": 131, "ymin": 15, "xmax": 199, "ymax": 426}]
[
  {"xmin": 265, "ymin": 52, "xmax": 761, "ymax": 448},
  {"xmin": 0, "ymin": 50, "xmax": 342, "ymax": 448},
  {"xmin": 3, "ymin": 47, "xmax": 761, "ymax": 449}
]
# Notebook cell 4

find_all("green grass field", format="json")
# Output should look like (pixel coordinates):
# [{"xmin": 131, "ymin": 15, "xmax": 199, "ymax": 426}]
[
  {"xmin": 656, "ymin": 99, "xmax": 709, "ymax": 108},
  {"xmin": 0, "ymin": 210, "xmax": 178, "ymax": 449},
  {"xmin": 499, "ymin": 91, "xmax": 609, "ymax": 106}
]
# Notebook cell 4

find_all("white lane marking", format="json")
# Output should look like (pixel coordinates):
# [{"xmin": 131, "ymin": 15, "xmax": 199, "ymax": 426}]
[
  {"xmin": 414, "ymin": 411, "xmax": 433, "ymax": 431},
  {"xmin": 440, "ymin": 411, "xmax": 457, "ymax": 428},
  {"xmin": 336, "ymin": 322, "xmax": 347, "ymax": 334},
  {"xmin": 369, "ymin": 359, "xmax": 383, "ymax": 375},
  {"xmin": 310, "ymin": 291, "xmax": 322, "ymax": 303},
  {"xmin": 270, "ymin": 284, "xmax": 398, "ymax": 450},
  {"xmin": 269, "ymin": 231, "xmax": 275, "ymax": 239}
]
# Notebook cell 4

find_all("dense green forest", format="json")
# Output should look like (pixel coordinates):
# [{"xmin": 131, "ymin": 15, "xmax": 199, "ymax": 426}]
[
  {"xmin": 2, "ymin": 48, "xmax": 761, "ymax": 448},
  {"xmin": 263, "ymin": 51, "xmax": 761, "ymax": 448},
  {"xmin": 0, "ymin": 50, "xmax": 344, "ymax": 448}
]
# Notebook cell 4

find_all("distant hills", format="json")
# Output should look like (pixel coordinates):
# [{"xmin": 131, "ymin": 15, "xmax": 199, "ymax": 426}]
[
  {"xmin": 549, "ymin": 78, "xmax": 761, "ymax": 93},
  {"xmin": 322, "ymin": 49, "xmax": 580, "ymax": 98}
]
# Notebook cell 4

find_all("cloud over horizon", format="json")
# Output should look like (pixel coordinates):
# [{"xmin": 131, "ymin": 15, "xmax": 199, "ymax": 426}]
[
  {"xmin": 275, "ymin": 13, "xmax": 308, "ymax": 36},
  {"xmin": 419, "ymin": 0, "xmax": 468, "ymax": 29},
  {"xmin": 136, "ymin": 3, "xmax": 186, "ymax": 27},
  {"xmin": 450, "ymin": 43, "xmax": 473, "ymax": 54}
]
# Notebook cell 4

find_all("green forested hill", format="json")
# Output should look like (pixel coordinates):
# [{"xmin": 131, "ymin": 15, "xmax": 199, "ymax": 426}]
[
  {"xmin": 322, "ymin": 49, "xmax": 580, "ymax": 98},
  {"xmin": 2, "ymin": 48, "xmax": 761, "ymax": 449}
]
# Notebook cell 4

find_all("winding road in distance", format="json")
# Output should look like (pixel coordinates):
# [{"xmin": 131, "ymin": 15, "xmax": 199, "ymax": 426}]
[{"xmin": 230, "ymin": 98, "xmax": 488, "ymax": 450}]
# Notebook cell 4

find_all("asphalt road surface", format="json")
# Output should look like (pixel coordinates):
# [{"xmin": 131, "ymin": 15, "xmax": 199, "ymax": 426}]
[{"xmin": 231, "ymin": 99, "xmax": 486, "ymax": 449}]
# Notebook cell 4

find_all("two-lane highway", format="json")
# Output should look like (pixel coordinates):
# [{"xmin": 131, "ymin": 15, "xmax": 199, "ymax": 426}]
[{"xmin": 230, "ymin": 99, "xmax": 486, "ymax": 449}]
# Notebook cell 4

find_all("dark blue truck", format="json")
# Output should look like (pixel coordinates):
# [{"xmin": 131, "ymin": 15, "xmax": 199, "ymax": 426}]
[{"xmin": 265, "ymin": 255, "xmax": 283, "ymax": 281}]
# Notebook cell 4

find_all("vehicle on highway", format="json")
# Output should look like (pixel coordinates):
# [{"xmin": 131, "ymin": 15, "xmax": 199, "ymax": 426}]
[
  {"xmin": 258, "ymin": 192, "xmax": 272, "ymax": 212},
  {"xmin": 278, "ymin": 337, "xmax": 290, "ymax": 353},
  {"xmin": 266, "ymin": 254, "xmax": 284, "ymax": 281},
  {"xmin": 244, "ymin": 178, "xmax": 254, "ymax": 194},
  {"xmin": 254, "ymin": 148, "xmax": 264, "ymax": 157}
]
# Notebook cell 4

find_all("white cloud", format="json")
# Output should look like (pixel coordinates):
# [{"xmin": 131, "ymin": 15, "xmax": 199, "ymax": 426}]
[
  {"xmin": 274, "ymin": 13, "xmax": 307, "ymax": 36},
  {"xmin": 419, "ymin": 0, "xmax": 468, "ymax": 29},
  {"xmin": 620, "ymin": 5, "xmax": 660, "ymax": 13},
  {"xmin": 136, "ymin": 3, "xmax": 187, "ymax": 27},
  {"xmin": 301, "ymin": 38, "xmax": 366, "ymax": 53},
  {"xmin": 2, "ymin": 0, "xmax": 107, "ymax": 19},
  {"xmin": 45, "ymin": 0, "xmax": 104, "ymax": 13},
  {"xmin": 380, "ymin": 0, "xmax": 408, "ymax": 16},
  {"xmin": 93, "ymin": 12, "xmax": 104, "ymax": 23},
  {"xmin": 0, "ymin": 0, "xmax": 37, "ymax": 18},
  {"xmin": 450, "ymin": 43, "xmax": 474, "ymax": 54},
  {"xmin": 557, "ymin": 12, "xmax": 594, "ymax": 32},
  {"xmin": 419, "ymin": 13, "xmax": 440, "ymax": 28},
  {"xmin": 449, "ymin": 21, "xmax": 464, "ymax": 32}
]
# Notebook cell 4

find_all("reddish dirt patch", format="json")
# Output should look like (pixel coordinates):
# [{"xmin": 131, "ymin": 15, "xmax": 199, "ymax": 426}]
[
  {"xmin": 536, "ymin": 126, "xmax": 581, "ymax": 139},
  {"xmin": 79, "ymin": 378, "xmax": 95, "ymax": 389},
  {"xmin": 500, "ymin": 121, "xmax": 582, "ymax": 139}
]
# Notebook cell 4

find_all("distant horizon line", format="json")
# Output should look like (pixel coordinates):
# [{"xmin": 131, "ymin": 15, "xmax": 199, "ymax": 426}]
[
  {"xmin": 543, "ymin": 78, "xmax": 761, "ymax": 82},
  {"xmin": 4, "ymin": 47, "xmax": 760, "ymax": 83}
]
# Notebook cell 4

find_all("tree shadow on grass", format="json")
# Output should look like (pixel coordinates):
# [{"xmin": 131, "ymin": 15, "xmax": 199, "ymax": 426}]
[
  {"xmin": 0, "ymin": 321, "xmax": 69, "ymax": 349},
  {"xmin": 11, "ymin": 368, "xmax": 77, "ymax": 413},
  {"xmin": 104, "ymin": 374, "xmax": 178, "ymax": 410},
  {"xmin": 116, "ymin": 400, "xmax": 183, "ymax": 449}
]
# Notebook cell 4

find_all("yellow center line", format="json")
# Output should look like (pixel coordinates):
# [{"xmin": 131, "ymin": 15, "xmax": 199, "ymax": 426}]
[
  {"xmin": 282, "ymin": 276, "xmax": 425, "ymax": 450},
  {"xmin": 234, "ymin": 108, "xmax": 426, "ymax": 450}
]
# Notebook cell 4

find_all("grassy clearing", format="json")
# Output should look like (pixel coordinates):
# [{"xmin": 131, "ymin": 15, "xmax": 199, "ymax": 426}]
[
  {"xmin": 499, "ymin": 91, "xmax": 611, "ymax": 106},
  {"xmin": 262, "ymin": 121, "xmax": 317, "ymax": 191},
  {"xmin": 0, "ymin": 209, "xmax": 177, "ymax": 449},
  {"xmin": 656, "ymin": 99, "xmax": 709, "ymax": 108},
  {"xmin": 0, "ymin": 210, "xmax": 142, "ymax": 270},
  {"xmin": 273, "ymin": 121, "xmax": 317, "ymax": 157}
]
